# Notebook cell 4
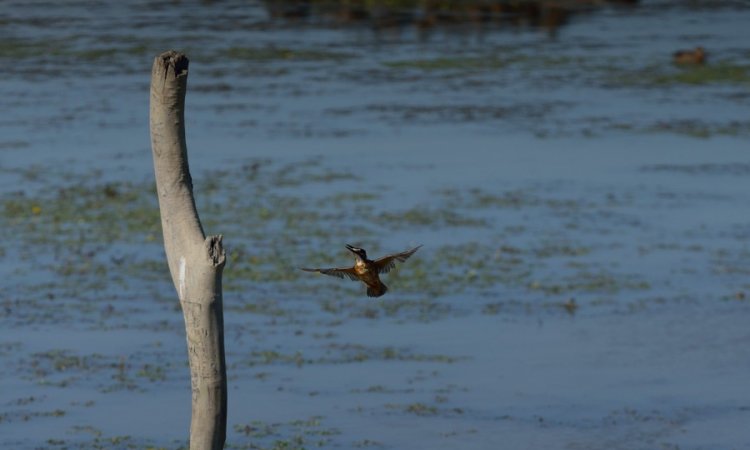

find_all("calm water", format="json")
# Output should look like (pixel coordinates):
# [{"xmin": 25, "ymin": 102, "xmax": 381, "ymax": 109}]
[{"xmin": 1, "ymin": 1, "xmax": 750, "ymax": 449}]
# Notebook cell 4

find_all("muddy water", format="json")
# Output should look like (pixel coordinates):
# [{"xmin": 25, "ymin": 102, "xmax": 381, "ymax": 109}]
[{"xmin": 1, "ymin": 1, "xmax": 750, "ymax": 449}]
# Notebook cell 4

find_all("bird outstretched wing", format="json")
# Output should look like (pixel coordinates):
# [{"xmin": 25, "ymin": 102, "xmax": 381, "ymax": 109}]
[
  {"xmin": 300, "ymin": 266, "xmax": 359, "ymax": 281},
  {"xmin": 373, "ymin": 245, "xmax": 422, "ymax": 274}
]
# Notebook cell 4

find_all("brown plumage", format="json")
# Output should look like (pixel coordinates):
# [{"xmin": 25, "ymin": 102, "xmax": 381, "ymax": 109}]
[
  {"xmin": 673, "ymin": 46, "xmax": 706, "ymax": 65},
  {"xmin": 301, "ymin": 244, "xmax": 422, "ymax": 297}
]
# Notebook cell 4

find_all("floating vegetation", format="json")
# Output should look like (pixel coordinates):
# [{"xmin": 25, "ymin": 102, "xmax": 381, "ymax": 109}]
[
  {"xmin": 608, "ymin": 62, "xmax": 750, "ymax": 87},
  {"xmin": 0, "ymin": 39, "xmax": 151, "ymax": 63},
  {"xmin": 645, "ymin": 119, "xmax": 750, "ymax": 138},
  {"xmin": 383, "ymin": 54, "xmax": 587, "ymax": 72},
  {"xmin": 659, "ymin": 63, "xmax": 750, "ymax": 85},
  {"xmin": 528, "ymin": 271, "xmax": 651, "ymax": 296},
  {"xmin": 402, "ymin": 402, "xmax": 438, "ymax": 416},
  {"xmin": 641, "ymin": 162, "xmax": 750, "ymax": 176},
  {"xmin": 0, "ymin": 156, "xmax": 671, "ymax": 321},
  {"xmin": 376, "ymin": 206, "xmax": 488, "ymax": 228},
  {"xmin": 233, "ymin": 416, "xmax": 341, "ymax": 449},
  {"xmin": 238, "ymin": 344, "xmax": 464, "ymax": 367},
  {"xmin": 39, "ymin": 433, "xmax": 187, "ymax": 450},
  {"xmin": 384, "ymin": 56, "xmax": 516, "ymax": 71},
  {"xmin": 384, "ymin": 401, "xmax": 464, "ymax": 417},
  {"xmin": 224, "ymin": 46, "xmax": 352, "ymax": 62},
  {"xmin": 3, "ymin": 0, "xmax": 750, "ymax": 448},
  {"xmin": 327, "ymin": 102, "xmax": 564, "ymax": 126}
]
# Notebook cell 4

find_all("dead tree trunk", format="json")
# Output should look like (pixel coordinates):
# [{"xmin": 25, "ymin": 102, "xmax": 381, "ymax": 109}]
[{"xmin": 149, "ymin": 51, "xmax": 227, "ymax": 450}]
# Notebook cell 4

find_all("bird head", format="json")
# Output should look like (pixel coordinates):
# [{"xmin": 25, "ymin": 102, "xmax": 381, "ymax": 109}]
[{"xmin": 346, "ymin": 244, "xmax": 367, "ymax": 260}]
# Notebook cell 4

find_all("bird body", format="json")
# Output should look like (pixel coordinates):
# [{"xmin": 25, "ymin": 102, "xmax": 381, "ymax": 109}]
[
  {"xmin": 301, "ymin": 244, "xmax": 421, "ymax": 297},
  {"xmin": 673, "ymin": 46, "xmax": 706, "ymax": 65},
  {"xmin": 353, "ymin": 252, "xmax": 388, "ymax": 297}
]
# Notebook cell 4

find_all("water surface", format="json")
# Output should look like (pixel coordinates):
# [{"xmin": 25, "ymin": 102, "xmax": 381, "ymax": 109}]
[{"xmin": 1, "ymin": 1, "xmax": 749, "ymax": 449}]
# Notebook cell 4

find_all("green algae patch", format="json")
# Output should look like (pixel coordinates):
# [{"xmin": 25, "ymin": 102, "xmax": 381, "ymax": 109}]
[
  {"xmin": 376, "ymin": 206, "xmax": 488, "ymax": 228},
  {"xmin": 1, "ymin": 180, "xmax": 161, "ymax": 245},
  {"xmin": 383, "ymin": 54, "xmax": 586, "ymax": 72},
  {"xmin": 384, "ymin": 401, "xmax": 464, "ymax": 417},
  {"xmin": 0, "ymin": 39, "xmax": 69, "ymax": 59},
  {"xmin": 233, "ymin": 416, "xmax": 341, "ymax": 449},
  {"xmin": 658, "ymin": 63, "xmax": 750, "ymax": 85},
  {"xmin": 44, "ymin": 433, "xmax": 187, "ymax": 450},
  {"xmin": 384, "ymin": 56, "xmax": 515, "ymax": 71},
  {"xmin": 403, "ymin": 402, "xmax": 438, "ymax": 416},
  {"xmin": 528, "ymin": 271, "xmax": 651, "ymax": 296},
  {"xmin": 0, "ymin": 156, "xmax": 699, "ymax": 332},
  {"xmin": 646, "ymin": 119, "xmax": 750, "ymax": 138},
  {"xmin": 0, "ymin": 39, "xmax": 150, "ymax": 62},
  {"xmin": 225, "ymin": 46, "xmax": 352, "ymax": 62},
  {"xmin": 238, "ymin": 344, "xmax": 464, "ymax": 367},
  {"xmin": 73, "ymin": 45, "xmax": 151, "ymax": 61},
  {"xmin": 608, "ymin": 62, "xmax": 750, "ymax": 87},
  {"xmin": 17, "ymin": 348, "xmax": 177, "ymax": 393}
]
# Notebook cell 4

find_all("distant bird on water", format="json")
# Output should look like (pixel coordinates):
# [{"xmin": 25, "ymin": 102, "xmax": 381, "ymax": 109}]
[
  {"xmin": 301, "ymin": 244, "xmax": 422, "ymax": 297},
  {"xmin": 673, "ymin": 46, "xmax": 706, "ymax": 65}
]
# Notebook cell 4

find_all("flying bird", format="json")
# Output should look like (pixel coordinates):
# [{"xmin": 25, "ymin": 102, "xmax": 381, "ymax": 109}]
[{"xmin": 301, "ymin": 244, "xmax": 422, "ymax": 297}]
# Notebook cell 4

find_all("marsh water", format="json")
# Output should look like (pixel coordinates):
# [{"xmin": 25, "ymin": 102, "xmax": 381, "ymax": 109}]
[{"xmin": 1, "ymin": 1, "xmax": 750, "ymax": 448}]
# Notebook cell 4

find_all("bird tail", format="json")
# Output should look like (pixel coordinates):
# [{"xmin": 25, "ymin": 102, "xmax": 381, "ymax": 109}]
[{"xmin": 367, "ymin": 283, "xmax": 388, "ymax": 298}]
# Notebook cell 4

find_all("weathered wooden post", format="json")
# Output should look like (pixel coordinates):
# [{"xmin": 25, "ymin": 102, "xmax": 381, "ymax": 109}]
[{"xmin": 149, "ymin": 51, "xmax": 227, "ymax": 450}]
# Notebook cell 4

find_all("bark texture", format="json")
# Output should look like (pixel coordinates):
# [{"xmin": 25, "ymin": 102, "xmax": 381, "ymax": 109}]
[{"xmin": 149, "ymin": 51, "xmax": 227, "ymax": 450}]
